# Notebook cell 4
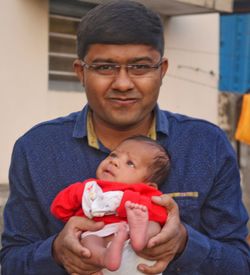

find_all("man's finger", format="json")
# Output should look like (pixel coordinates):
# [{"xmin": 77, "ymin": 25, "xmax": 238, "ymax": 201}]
[
  {"xmin": 151, "ymin": 195, "xmax": 178, "ymax": 212},
  {"xmin": 91, "ymin": 271, "xmax": 104, "ymax": 275},
  {"xmin": 68, "ymin": 216, "xmax": 105, "ymax": 232},
  {"xmin": 147, "ymin": 228, "xmax": 169, "ymax": 248},
  {"xmin": 61, "ymin": 217, "xmax": 105, "ymax": 258},
  {"xmin": 66, "ymin": 259, "xmax": 102, "ymax": 275},
  {"xmin": 137, "ymin": 258, "xmax": 169, "ymax": 274}
]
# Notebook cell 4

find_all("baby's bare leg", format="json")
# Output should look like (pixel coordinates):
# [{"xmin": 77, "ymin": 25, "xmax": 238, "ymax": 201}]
[
  {"xmin": 81, "ymin": 222, "xmax": 128, "ymax": 271},
  {"xmin": 125, "ymin": 201, "xmax": 161, "ymax": 252},
  {"xmin": 103, "ymin": 222, "xmax": 128, "ymax": 270},
  {"xmin": 125, "ymin": 201, "xmax": 148, "ymax": 251}
]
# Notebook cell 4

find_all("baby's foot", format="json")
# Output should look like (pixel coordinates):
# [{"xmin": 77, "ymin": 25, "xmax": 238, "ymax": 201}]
[
  {"xmin": 125, "ymin": 201, "xmax": 149, "ymax": 251},
  {"xmin": 104, "ymin": 222, "xmax": 128, "ymax": 271}
]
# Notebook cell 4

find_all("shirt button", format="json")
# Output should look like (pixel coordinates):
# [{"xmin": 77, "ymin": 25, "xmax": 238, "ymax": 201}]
[{"xmin": 176, "ymin": 267, "xmax": 181, "ymax": 272}]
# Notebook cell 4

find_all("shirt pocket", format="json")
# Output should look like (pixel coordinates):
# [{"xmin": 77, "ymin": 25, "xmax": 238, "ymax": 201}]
[{"xmin": 174, "ymin": 196, "xmax": 200, "ymax": 229}]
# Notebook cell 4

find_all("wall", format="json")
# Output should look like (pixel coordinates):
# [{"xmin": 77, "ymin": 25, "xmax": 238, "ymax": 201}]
[
  {"xmin": 0, "ymin": 0, "xmax": 86, "ymax": 183},
  {"xmin": 159, "ymin": 13, "xmax": 219, "ymax": 123},
  {"xmin": 0, "ymin": 1, "xmax": 219, "ymax": 183}
]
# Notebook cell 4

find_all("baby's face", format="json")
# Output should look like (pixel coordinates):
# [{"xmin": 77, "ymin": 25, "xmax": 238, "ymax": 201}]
[{"xmin": 96, "ymin": 139, "xmax": 158, "ymax": 184}]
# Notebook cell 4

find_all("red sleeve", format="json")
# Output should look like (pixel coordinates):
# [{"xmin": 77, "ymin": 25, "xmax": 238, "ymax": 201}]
[
  {"xmin": 116, "ymin": 190, "xmax": 167, "ymax": 225},
  {"xmin": 50, "ymin": 181, "xmax": 86, "ymax": 222}
]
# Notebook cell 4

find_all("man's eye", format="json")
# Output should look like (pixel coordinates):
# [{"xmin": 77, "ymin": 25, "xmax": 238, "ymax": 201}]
[
  {"xmin": 127, "ymin": 160, "xmax": 135, "ymax": 168},
  {"xmin": 130, "ymin": 64, "xmax": 151, "ymax": 75},
  {"xmin": 132, "ymin": 64, "xmax": 151, "ymax": 69},
  {"xmin": 94, "ymin": 64, "xmax": 115, "ymax": 71}
]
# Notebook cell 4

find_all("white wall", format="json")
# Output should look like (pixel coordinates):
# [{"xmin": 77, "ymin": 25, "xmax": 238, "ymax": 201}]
[
  {"xmin": 159, "ymin": 13, "xmax": 219, "ymax": 123},
  {"xmin": 0, "ymin": 0, "xmax": 86, "ymax": 183},
  {"xmin": 0, "ymin": 1, "xmax": 220, "ymax": 183}
]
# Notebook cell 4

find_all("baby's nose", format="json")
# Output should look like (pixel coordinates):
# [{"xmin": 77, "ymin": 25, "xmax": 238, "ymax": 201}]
[{"xmin": 110, "ymin": 158, "xmax": 119, "ymax": 167}]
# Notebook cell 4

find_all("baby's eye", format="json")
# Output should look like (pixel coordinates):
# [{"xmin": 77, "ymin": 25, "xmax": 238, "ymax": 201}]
[{"xmin": 127, "ymin": 160, "xmax": 135, "ymax": 168}]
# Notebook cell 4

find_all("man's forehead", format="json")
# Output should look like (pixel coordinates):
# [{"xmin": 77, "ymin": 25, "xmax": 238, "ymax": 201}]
[{"xmin": 84, "ymin": 44, "xmax": 161, "ymax": 62}]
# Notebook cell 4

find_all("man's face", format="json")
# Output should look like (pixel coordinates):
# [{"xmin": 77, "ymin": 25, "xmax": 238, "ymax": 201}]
[
  {"xmin": 96, "ymin": 139, "xmax": 159, "ymax": 184},
  {"xmin": 74, "ymin": 44, "xmax": 168, "ymax": 130}
]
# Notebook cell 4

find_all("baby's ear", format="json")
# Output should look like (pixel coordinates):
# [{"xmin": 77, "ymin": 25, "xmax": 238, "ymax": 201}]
[{"xmin": 147, "ymin": 182, "xmax": 158, "ymax": 189}]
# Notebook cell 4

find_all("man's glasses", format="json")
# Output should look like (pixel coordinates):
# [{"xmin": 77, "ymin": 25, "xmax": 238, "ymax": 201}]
[{"xmin": 80, "ymin": 60, "xmax": 163, "ymax": 77}]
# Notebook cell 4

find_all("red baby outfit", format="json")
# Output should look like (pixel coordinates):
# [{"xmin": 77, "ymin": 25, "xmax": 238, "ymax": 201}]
[{"xmin": 51, "ymin": 178, "xmax": 167, "ymax": 225}]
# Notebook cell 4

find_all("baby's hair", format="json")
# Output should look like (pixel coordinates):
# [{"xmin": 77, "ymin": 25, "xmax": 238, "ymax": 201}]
[{"xmin": 122, "ymin": 135, "xmax": 170, "ymax": 186}]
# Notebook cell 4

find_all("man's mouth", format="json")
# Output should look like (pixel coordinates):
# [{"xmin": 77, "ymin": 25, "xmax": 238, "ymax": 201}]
[{"xmin": 108, "ymin": 97, "xmax": 139, "ymax": 105}]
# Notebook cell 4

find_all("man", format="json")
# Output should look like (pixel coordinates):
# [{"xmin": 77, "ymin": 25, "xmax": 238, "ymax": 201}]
[{"xmin": 1, "ymin": 1, "xmax": 249, "ymax": 274}]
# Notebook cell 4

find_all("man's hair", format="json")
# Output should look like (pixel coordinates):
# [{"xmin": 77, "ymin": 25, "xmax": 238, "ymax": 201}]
[
  {"xmin": 123, "ymin": 135, "xmax": 170, "ymax": 186},
  {"xmin": 77, "ymin": 0, "xmax": 164, "ymax": 59}
]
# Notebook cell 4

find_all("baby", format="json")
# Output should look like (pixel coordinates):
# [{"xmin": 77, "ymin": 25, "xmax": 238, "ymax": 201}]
[{"xmin": 51, "ymin": 136, "xmax": 170, "ymax": 274}]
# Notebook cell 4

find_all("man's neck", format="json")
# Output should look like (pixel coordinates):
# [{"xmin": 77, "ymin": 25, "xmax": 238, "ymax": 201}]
[{"xmin": 92, "ymin": 113, "xmax": 154, "ymax": 150}]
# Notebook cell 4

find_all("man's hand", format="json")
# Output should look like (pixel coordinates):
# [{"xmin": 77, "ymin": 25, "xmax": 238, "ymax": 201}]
[
  {"xmin": 137, "ymin": 195, "xmax": 187, "ymax": 274},
  {"xmin": 53, "ymin": 216, "xmax": 104, "ymax": 275}
]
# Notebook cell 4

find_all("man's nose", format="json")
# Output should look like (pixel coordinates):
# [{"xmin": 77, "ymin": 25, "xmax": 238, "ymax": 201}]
[{"xmin": 111, "ymin": 67, "xmax": 135, "ymax": 91}]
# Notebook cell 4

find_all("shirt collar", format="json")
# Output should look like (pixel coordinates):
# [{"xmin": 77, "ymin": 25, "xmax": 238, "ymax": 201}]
[
  {"xmin": 72, "ymin": 105, "xmax": 89, "ymax": 139},
  {"xmin": 72, "ymin": 104, "xmax": 169, "ymax": 149},
  {"xmin": 154, "ymin": 104, "xmax": 169, "ymax": 136}
]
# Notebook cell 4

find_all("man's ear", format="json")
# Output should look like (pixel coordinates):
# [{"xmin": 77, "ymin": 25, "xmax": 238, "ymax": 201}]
[
  {"xmin": 73, "ymin": 59, "xmax": 85, "ymax": 86},
  {"xmin": 160, "ymin": 58, "xmax": 168, "ymax": 79},
  {"xmin": 147, "ymin": 182, "xmax": 158, "ymax": 189}
]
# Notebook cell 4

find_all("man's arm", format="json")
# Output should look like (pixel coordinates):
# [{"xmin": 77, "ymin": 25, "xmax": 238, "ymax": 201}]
[
  {"xmin": 0, "ymin": 140, "xmax": 104, "ymax": 275},
  {"xmin": 138, "ymin": 195, "xmax": 249, "ymax": 275},
  {"xmin": 137, "ymin": 133, "xmax": 250, "ymax": 274}
]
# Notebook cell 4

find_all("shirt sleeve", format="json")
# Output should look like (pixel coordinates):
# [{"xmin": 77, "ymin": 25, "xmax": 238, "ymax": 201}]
[
  {"xmin": 168, "ymin": 223, "xmax": 250, "ymax": 274},
  {"xmin": 167, "ymin": 131, "xmax": 250, "ymax": 274},
  {"xmin": 0, "ymin": 140, "xmax": 67, "ymax": 275}
]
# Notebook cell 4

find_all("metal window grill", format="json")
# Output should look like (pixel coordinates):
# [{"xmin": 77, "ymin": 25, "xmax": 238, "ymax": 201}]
[{"xmin": 48, "ymin": 0, "xmax": 96, "ymax": 91}]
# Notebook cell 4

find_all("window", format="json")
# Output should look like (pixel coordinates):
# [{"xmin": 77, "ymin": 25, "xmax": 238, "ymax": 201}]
[
  {"xmin": 219, "ymin": 14, "xmax": 250, "ymax": 94},
  {"xmin": 48, "ymin": 0, "xmax": 96, "ymax": 91},
  {"xmin": 49, "ymin": 14, "xmax": 80, "ymax": 91}
]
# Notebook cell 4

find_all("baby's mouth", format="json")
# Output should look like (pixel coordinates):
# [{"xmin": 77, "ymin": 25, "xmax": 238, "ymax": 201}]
[{"xmin": 103, "ymin": 169, "xmax": 114, "ymax": 177}]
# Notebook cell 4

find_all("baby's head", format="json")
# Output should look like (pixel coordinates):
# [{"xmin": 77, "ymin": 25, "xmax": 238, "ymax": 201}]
[{"xmin": 96, "ymin": 136, "xmax": 170, "ymax": 187}]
